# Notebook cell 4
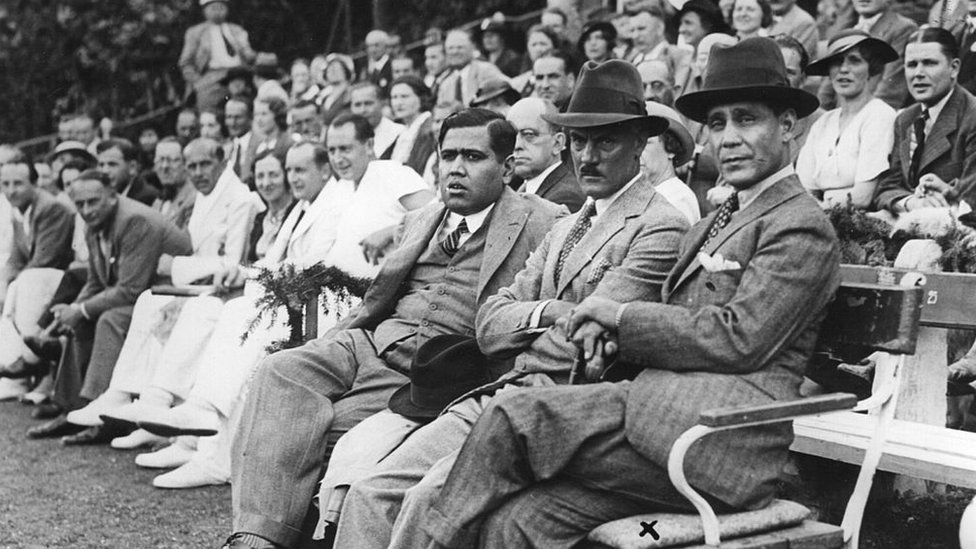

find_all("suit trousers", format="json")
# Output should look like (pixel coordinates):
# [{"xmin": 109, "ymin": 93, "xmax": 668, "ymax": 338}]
[
  {"xmin": 422, "ymin": 383, "xmax": 703, "ymax": 549},
  {"xmin": 53, "ymin": 305, "xmax": 133, "ymax": 410},
  {"xmin": 230, "ymin": 328, "xmax": 409, "ymax": 548},
  {"xmin": 0, "ymin": 268, "xmax": 63, "ymax": 367},
  {"xmin": 36, "ymin": 267, "xmax": 87, "ymax": 328}
]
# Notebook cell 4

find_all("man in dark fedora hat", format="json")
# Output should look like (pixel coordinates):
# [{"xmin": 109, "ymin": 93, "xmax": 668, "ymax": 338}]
[
  {"xmin": 418, "ymin": 37, "xmax": 841, "ymax": 548},
  {"xmin": 330, "ymin": 59, "xmax": 690, "ymax": 549}
]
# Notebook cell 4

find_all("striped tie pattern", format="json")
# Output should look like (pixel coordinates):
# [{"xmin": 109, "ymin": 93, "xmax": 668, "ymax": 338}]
[
  {"xmin": 555, "ymin": 201, "xmax": 596, "ymax": 286},
  {"xmin": 440, "ymin": 219, "xmax": 469, "ymax": 257},
  {"xmin": 699, "ymin": 192, "xmax": 739, "ymax": 251}
]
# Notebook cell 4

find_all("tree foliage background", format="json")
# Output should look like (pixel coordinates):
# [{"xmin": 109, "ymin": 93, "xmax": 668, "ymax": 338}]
[{"xmin": 0, "ymin": 0, "xmax": 542, "ymax": 145}]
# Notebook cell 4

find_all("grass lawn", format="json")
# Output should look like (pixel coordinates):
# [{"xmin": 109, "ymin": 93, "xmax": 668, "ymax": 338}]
[{"xmin": 0, "ymin": 401, "xmax": 230, "ymax": 548}]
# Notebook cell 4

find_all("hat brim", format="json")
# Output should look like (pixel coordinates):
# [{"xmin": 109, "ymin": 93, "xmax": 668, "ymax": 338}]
[
  {"xmin": 543, "ymin": 113, "xmax": 670, "ymax": 135},
  {"xmin": 387, "ymin": 385, "xmax": 440, "ymax": 421},
  {"xmin": 47, "ymin": 146, "xmax": 96, "ymax": 164},
  {"xmin": 675, "ymin": 85, "xmax": 820, "ymax": 124},
  {"xmin": 805, "ymin": 37, "xmax": 899, "ymax": 77},
  {"xmin": 470, "ymin": 87, "xmax": 520, "ymax": 107}
]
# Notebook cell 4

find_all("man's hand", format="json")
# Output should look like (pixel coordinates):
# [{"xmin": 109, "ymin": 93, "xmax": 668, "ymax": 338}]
[
  {"xmin": 562, "ymin": 296, "xmax": 624, "ymax": 336},
  {"xmin": 360, "ymin": 226, "xmax": 397, "ymax": 266},
  {"xmin": 214, "ymin": 264, "xmax": 247, "ymax": 291},
  {"xmin": 52, "ymin": 303, "xmax": 85, "ymax": 331},
  {"xmin": 918, "ymin": 174, "xmax": 953, "ymax": 197},
  {"xmin": 157, "ymin": 254, "xmax": 174, "ymax": 276},
  {"xmin": 905, "ymin": 193, "xmax": 949, "ymax": 211}
]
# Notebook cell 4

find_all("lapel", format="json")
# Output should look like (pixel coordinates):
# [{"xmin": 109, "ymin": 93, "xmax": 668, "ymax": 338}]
[
  {"xmin": 870, "ymin": 9, "xmax": 895, "ymax": 36},
  {"xmin": 667, "ymin": 175, "xmax": 805, "ymax": 297},
  {"xmin": 555, "ymin": 175, "xmax": 656, "ymax": 297},
  {"xmin": 534, "ymin": 162, "xmax": 568, "ymax": 198},
  {"xmin": 365, "ymin": 203, "xmax": 445, "ymax": 310},
  {"xmin": 919, "ymin": 87, "xmax": 963, "ymax": 172},
  {"xmin": 898, "ymin": 104, "xmax": 920, "ymax": 181},
  {"xmin": 477, "ymin": 187, "xmax": 530, "ymax": 300}
]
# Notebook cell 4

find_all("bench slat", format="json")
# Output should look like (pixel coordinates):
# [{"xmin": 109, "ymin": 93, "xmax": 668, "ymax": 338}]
[{"xmin": 699, "ymin": 394, "xmax": 857, "ymax": 428}]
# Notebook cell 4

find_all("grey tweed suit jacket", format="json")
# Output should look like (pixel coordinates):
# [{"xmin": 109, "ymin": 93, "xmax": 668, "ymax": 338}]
[
  {"xmin": 615, "ymin": 175, "xmax": 840, "ymax": 509},
  {"xmin": 477, "ymin": 176, "xmax": 689, "ymax": 381}
]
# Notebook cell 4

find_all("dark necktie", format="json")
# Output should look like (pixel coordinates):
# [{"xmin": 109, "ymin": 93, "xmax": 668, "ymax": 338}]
[
  {"xmin": 281, "ymin": 208, "xmax": 307, "ymax": 260},
  {"xmin": 220, "ymin": 25, "xmax": 237, "ymax": 57},
  {"xmin": 909, "ymin": 109, "xmax": 929, "ymax": 185},
  {"xmin": 440, "ymin": 219, "xmax": 469, "ymax": 257},
  {"xmin": 700, "ymin": 192, "xmax": 739, "ymax": 251},
  {"xmin": 454, "ymin": 70, "xmax": 464, "ymax": 103},
  {"xmin": 555, "ymin": 201, "xmax": 596, "ymax": 286}
]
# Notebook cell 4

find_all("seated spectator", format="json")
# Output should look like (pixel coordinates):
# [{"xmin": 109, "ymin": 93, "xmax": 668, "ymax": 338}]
[
  {"xmin": 96, "ymin": 138, "xmax": 160, "ymax": 206},
  {"xmin": 638, "ymin": 59, "xmax": 676, "ymax": 106},
  {"xmin": 199, "ymin": 110, "xmax": 224, "ymax": 143},
  {"xmin": 351, "ymin": 82, "xmax": 404, "ymax": 158},
  {"xmin": 224, "ymin": 98, "xmax": 253, "ymax": 177},
  {"xmin": 628, "ymin": 8, "xmax": 694, "ymax": 95},
  {"xmin": 318, "ymin": 53, "xmax": 355, "ymax": 126},
  {"xmin": 175, "ymin": 108, "xmax": 201, "ymax": 147},
  {"xmin": 479, "ymin": 19, "xmax": 522, "ymax": 78},
  {"xmin": 949, "ymin": 0, "xmax": 976, "ymax": 95},
  {"xmin": 437, "ymin": 29, "xmax": 508, "ymax": 108},
  {"xmin": 288, "ymin": 58, "xmax": 320, "ymax": 103},
  {"xmin": 532, "ymin": 51, "xmax": 578, "ymax": 111},
  {"xmin": 390, "ymin": 55, "xmax": 419, "ymax": 80},
  {"xmin": 48, "ymin": 141, "xmax": 97, "ymax": 181},
  {"xmin": 60, "ymin": 113, "xmax": 100, "ymax": 155},
  {"xmin": 252, "ymin": 53, "xmax": 289, "ymax": 103},
  {"xmin": 220, "ymin": 108, "xmax": 563, "ymax": 549},
  {"xmin": 309, "ymin": 54, "xmax": 329, "ymax": 97},
  {"xmin": 577, "ymin": 20, "xmax": 617, "ymax": 64},
  {"xmin": 470, "ymin": 79, "xmax": 521, "ymax": 116},
  {"xmin": 178, "ymin": 0, "xmax": 255, "ymax": 111},
  {"xmin": 611, "ymin": 11, "xmax": 635, "ymax": 59},
  {"xmin": 769, "ymin": 0, "xmax": 818, "ymax": 59},
  {"xmin": 219, "ymin": 66, "xmax": 256, "ymax": 104},
  {"xmin": 289, "ymin": 100, "xmax": 324, "ymax": 144},
  {"xmin": 512, "ymin": 24, "xmax": 561, "ymax": 96},
  {"xmin": 242, "ymin": 96, "xmax": 294, "ymax": 186},
  {"xmin": 773, "ymin": 35, "xmax": 824, "ymax": 163},
  {"xmin": 422, "ymin": 101, "xmax": 465, "ymax": 188},
  {"xmin": 247, "ymin": 151, "xmax": 297, "ymax": 263},
  {"xmin": 25, "ymin": 169, "xmax": 192, "ymax": 441},
  {"xmin": 412, "ymin": 38, "xmax": 836, "ymax": 548},
  {"xmin": 873, "ymin": 28, "xmax": 976, "ymax": 217},
  {"xmin": 150, "ymin": 138, "xmax": 197, "ymax": 231},
  {"xmin": 34, "ymin": 162, "xmax": 56, "ymax": 196},
  {"xmin": 797, "ymin": 30, "xmax": 898, "ymax": 208},
  {"xmin": 542, "ymin": 6, "xmax": 571, "ymax": 42},
  {"xmin": 424, "ymin": 41, "xmax": 449, "ymax": 91},
  {"xmin": 732, "ymin": 0, "xmax": 774, "ymax": 40},
  {"xmin": 676, "ymin": 0, "xmax": 728, "ymax": 53},
  {"xmin": 642, "ymin": 101, "xmax": 702, "ymax": 223},
  {"xmin": 506, "ymin": 97, "xmax": 585, "ymax": 212},
  {"xmin": 388, "ymin": 76, "xmax": 438, "ymax": 176},
  {"xmin": 359, "ymin": 30, "xmax": 393, "ymax": 93},
  {"xmin": 138, "ymin": 127, "xmax": 161, "ymax": 163}
]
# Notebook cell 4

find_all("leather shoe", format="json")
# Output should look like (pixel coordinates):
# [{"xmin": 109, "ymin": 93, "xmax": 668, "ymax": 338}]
[
  {"xmin": 32, "ymin": 402, "xmax": 63, "ymax": 420},
  {"xmin": 26, "ymin": 415, "xmax": 85, "ymax": 439},
  {"xmin": 23, "ymin": 335, "xmax": 64, "ymax": 364},
  {"xmin": 221, "ymin": 533, "xmax": 280, "ymax": 549},
  {"xmin": 0, "ymin": 357, "xmax": 49, "ymax": 379},
  {"xmin": 949, "ymin": 355, "xmax": 976, "ymax": 384},
  {"xmin": 62, "ymin": 424, "xmax": 131, "ymax": 446}
]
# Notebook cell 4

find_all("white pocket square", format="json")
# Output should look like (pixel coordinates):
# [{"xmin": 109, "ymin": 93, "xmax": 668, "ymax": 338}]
[{"xmin": 697, "ymin": 252, "xmax": 741, "ymax": 273}]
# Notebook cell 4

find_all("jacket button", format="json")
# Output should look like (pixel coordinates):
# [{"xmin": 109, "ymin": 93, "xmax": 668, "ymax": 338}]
[{"xmin": 429, "ymin": 304, "xmax": 437, "ymax": 310}]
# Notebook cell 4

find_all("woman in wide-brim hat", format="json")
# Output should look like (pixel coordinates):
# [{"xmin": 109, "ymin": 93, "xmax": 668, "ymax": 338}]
[{"xmin": 796, "ymin": 29, "xmax": 899, "ymax": 209}]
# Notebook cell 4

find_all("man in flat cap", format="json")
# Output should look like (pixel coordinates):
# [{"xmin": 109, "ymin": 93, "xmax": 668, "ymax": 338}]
[{"xmin": 420, "ymin": 37, "xmax": 841, "ymax": 548}]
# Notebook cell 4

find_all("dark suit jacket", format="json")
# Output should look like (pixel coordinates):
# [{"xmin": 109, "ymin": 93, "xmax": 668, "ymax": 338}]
[
  {"xmin": 5, "ymin": 189, "xmax": 74, "ymax": 280},
  {"xmin": 491, "ymin": 49, "xmax": 523, "ymax": 78},
  {"xmin": 517, "ymin": 162, "xmax": 586, "ymax": 214},
  {"xmin": 125, "ymin": 175, "xmax": 160, "ymax": 207},
  {"xmin": 358, "ymin": 57, "xmax": 393, "ymax": 93},
  {"xmin": 389, "ymin": 115, "xmax": 437, "ymax": 176},
  {"xmin": 616, "ymin": 175, "xmax": 840, "ymax": 509},
  {"xmin": 331, "ymin": 187, "xmax": 564, "ymax": 339},
  {"xmin": 873, "ymin": 86, "xmax": 976, "ymax": 212},
  {"xmin": 178, "ymin": 21, "xmax": 255, "ymax": 85},
  {"xmin": 953, "ymin": 24, "xmax": 976, "ymax": 95},
  {"xmin": 74, "ymin": 197, "xmax": 192, "ymax": 318}
]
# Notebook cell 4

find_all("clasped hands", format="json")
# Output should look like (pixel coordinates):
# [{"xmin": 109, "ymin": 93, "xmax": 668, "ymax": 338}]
[
  {"xmin": 905, "ymin": 174, "xmax": 954, "ymax": 211},
  {"xmin": 552, "ymin": 296, "xmax": 625, "ymax": 382}
]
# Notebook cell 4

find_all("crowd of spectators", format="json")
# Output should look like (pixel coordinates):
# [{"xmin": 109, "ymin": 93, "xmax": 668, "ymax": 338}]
[{"xmin": 2, "ymin": 0, "xmax": 976, "ymax": 547}]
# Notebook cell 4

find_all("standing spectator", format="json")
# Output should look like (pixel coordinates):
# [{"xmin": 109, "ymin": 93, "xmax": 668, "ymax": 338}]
[
  {"xmin": 873, "ymin": 28, "xmax": 976, "ymax": 216},
  {"xmin": 732, "ymin": 0, "xmax": 774, "ymax": 40},
  {"xmin": 436, "ymin": 29, "xmax": 507, "ymax": 109},
  {"xmin": 577, "ymin": 21, "xmax": 617, "ymax": 64},
  {"xmin": 96, "ymin": 139, "xmax": 160, "ymax": 206},
  {"xmin": 359, "ymin": 30, "xmax": 393, "ymax": 93},
  {"xmin": 769, "ymin": 0, "xmax": 818, "ymax": 60},
  {"xmin": 351, "ymin": 82, "xmax": 404, "ymax": 158},
  {"xmin": 175, "ymin": 108, "xmax": 201, "ymax": 147},
  {"xmin": 388, "ymin": 76, "xmax": 438, "ymax": 175},
  {"xmin": 532, "ymin": 51, "xmax": 578, "ymax": 111},
  {"xmin": 479, "ymin": 19, "xmax": 522, "ymax": 77},
  {"xmin": 423, "ymin": 42, "xmax": 449, "ymax": 90},
  {"xmin": 676, "ymin": 0, "xmax": 728, "ymax": 52},
  {"xmin": 318, "ymin": 54, "xmax": 355, "ymax": 126},
  {"xmin": 798, "ymin": 30, "xmax": 898, "ymax": 209},
  {"xmin": 178, "ymin": 0, "xmax": 255, "ymax": 112}
]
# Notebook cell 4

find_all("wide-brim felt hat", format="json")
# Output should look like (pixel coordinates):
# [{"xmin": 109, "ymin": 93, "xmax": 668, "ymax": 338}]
[
  {"xmin": 470, "ymin": 78, "xmax": 521, "ymax": 107},
  {"xmin": 645, "ymin": 101, "xmax": 695, "ymax": 166},
  {"xmin": 388, "ymin": 334, "xmax": 493, "ymax": 421},
  {"xmin": 543, "ymin": 59, "xmax": 668, "ymax": 134},
  {"xmin": 675, "ymin": 37, "xmax": 820, "ymax": 124},
  {"xmin": 805, "ymin": 29, "xmax": 899, "ymax": 77},
  {"xmin": 577, "ymin": 21, "xmax": 618, "ymax": 51}
]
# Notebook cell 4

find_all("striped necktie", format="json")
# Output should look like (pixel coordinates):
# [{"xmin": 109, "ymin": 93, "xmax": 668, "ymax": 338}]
[{"xmin": 440, "ymin": 219, "xmax": 469, "ymax": 257}]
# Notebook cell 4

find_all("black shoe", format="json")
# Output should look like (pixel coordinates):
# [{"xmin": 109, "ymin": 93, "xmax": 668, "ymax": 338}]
[
  {"xmin": 61, "ymin": 422, "xmax": 134, "ymax": 446},
  {"xmin": 26, "ymin": 415, "xmax": 85, "ymax": 439},
  {"xmin": 23, "ymin": 335, "xmax": 63, "ymax": 364},
  {"xmin": 221, "ymin": 533, "xmax": 280, "ymax": 549},
  {"xmin": 32, "ymin": 403, "xmax": 63, "ymax": 420},
  {"xmin": 0, "ymin": 357, "xmax": 49, "ymax": 379}
]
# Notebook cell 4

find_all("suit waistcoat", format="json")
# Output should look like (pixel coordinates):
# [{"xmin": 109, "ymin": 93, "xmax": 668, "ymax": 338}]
[{"xmin": 372, "ymin": 224, "xmax": 487, "ymax": 371}]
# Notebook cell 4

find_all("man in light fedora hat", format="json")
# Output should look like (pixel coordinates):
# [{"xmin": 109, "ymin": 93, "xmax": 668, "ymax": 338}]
[
  {"xmin": 178, "ymin": 0, "xmax": 256, "ymax": 112},
  {"xmin": 330, "ymin": 58, "xmax": 690, "ymax": 549},
  {"xmin": 418, "ymin": 38, "xmax": 841, "ymax": 548}
]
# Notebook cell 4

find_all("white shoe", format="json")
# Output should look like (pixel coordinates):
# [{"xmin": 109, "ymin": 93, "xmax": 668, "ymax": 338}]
[
  {"xmin": 152, "ymin": 460, "xmax": 228, "ymax": 489},
  {"xmin": 0, "ymin": 378, "xmax": 30, "ymax": 401},
  {"xmin": 111, "ymin": 428, "xmax": 168, "ymax": 450},
  {"xmin": 138, "ymin": 400, "xmax": 220, "ymax": 437},
  {"xmin": 66, "ymin": 390, "xmax": 132, "ymax": 427},
  {"xmin": 135, "ymin": 441, "xmax": 195, "ymax": 469},
  {"xmin": 101, "ymin": 394, "xmax": 172, "ymax": 429}
]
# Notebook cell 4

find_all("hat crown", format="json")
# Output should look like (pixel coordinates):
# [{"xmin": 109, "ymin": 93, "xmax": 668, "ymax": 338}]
[
  {"xmin": 565, "ymin": 59, "xmax": 648, "ymax": 119},
  {"xmin": 409, "ymin": 335, "xmax": 490, "ymax": 390},
  {"xmin": 702, "ymin": 37, "xmax": 790, "ymax": 93}
]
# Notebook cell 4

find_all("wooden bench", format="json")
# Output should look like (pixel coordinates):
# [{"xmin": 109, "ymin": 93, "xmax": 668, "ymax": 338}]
[{"xmin": 585, "ymin": 279, "xmax": 928, "ymax": 548}]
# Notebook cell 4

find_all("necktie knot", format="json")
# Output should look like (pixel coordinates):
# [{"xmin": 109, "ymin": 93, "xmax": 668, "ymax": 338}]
[
  {"xmin": 440, "ymin": 218, "xmax": 469, "ymax": 257},
  {"xmin": 699, "ymin": 191, "xmax": 739, "ymax": 251}
]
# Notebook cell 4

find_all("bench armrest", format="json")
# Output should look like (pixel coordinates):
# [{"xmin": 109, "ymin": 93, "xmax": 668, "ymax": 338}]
[{"xmin": 698, "ymin": 393, "xmax": 859, "ymax": 428}]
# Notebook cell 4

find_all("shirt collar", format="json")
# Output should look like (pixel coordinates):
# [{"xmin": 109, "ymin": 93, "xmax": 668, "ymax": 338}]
[
  {"xmin": 444, "ymin": 203, "xmax": 495, "ymax": 236},
  {"xmin": 923, "ymin": 86, "xmax": 954, "ymax": 129},
  {"xmin": 523, "ymin": 161, "xmax": 562, "ymax": 195},
  {"xmin": 737, "ymin": 164, "xmax": 794, "ymax": 211},
  {"xmin": 594, "ymin": 172, "xmax": 641, "ymax": 216},
  {"xmin": 856, "ymin": 11, "xmax": 883, "ymax": 30}
]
